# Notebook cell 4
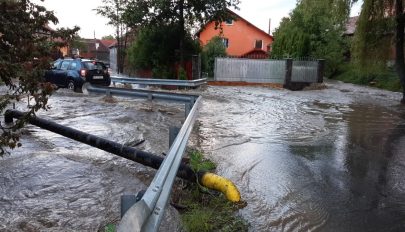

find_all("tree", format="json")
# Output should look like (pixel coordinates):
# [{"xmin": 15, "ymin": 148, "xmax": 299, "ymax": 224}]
[
  {"xmin": 201, "ymin": 36, "xmax": 227, "ymax": 77},
  {"xmin": 95, "ymin": 0, "xmax": 129, "ymax": 74},
  {"xmin": 271, "ymin": 0, "xmax": 353, "ymax": 76},
  {"xmin": 123, "ymin": 0, "xmax": 240, "ymax": 66},
  {"xmin": 127, "ymin": 25, "xmax": 199, "ymax": 78},
  {"xmin": 354, "ymin": 0, "xmax": 405, "ymax": 103},
  {"xmin": 0, "ymin": 0, "xmax": 79, "ymax": 155},
  {"xmin": 102, "ymin": 35, "xmax": 115, "ymax": 40},
  {"xmin": 70, "ymin": 36, "xmax": 87, "ymax": 55}
]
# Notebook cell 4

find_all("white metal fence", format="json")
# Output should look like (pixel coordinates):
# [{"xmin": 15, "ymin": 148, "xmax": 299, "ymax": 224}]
[
  {"xmin": 214, "ymin": 58, "xmax": 285, "ymax": 84},
  {"xmin": 214, "ymin": 57, "xmax": 323, "ymax": 85}
]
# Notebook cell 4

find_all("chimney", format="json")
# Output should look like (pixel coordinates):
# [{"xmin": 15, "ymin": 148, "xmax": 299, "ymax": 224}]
[{"xmin": 268, "ymin": 18, "xmax": 271, "ymax": 35}]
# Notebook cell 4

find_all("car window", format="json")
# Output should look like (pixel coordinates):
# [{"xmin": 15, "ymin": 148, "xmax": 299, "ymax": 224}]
[
  {"xmin": 60, "ymin": 61, "xmax": 71, "ymax": 70},
  {"xmin": 52, "ymin": 60, "xmax": 62, "ymax": 69},
  {"xmin": 84, "ymin": 61, "xmax": 106, "ymax": 70},
  {"xmin": 68, "ymin": 61, "xmax": 78, "ymax": 70}
]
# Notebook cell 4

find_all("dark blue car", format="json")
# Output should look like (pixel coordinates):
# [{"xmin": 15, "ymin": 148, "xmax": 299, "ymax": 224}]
[{"xmin": 45, "ymin": 58, "xmax": 111, "ymax": 92}]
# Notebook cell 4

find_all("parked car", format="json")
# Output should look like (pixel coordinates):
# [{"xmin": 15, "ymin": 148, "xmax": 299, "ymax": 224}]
[{"xmin": 45, "ymin": 58, "xmax": 111, "ymax": 92}]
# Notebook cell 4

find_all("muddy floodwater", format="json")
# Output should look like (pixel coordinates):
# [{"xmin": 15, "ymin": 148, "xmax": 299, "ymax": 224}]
[
  {"xmin": 196, "ymin": 81, "xmax": 405, "ymax": 231},
  {"xmin": 0, "ymin": 89, "xmax": 184, "ymax": 231},
  {"xmin": 1, "ymin": 80, "xmax": 405, "ymax": 231}
]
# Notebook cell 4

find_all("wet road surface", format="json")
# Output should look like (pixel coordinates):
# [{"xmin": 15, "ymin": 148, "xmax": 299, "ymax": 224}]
[{"xmin": 1, "ymin": 81, "xmax": 405, "ymax": 231}]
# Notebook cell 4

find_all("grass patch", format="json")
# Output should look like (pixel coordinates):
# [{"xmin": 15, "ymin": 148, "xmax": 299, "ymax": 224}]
[
  {"xmin": 178, "ymin": 186, "xmax": 248, "ymax": 232},
  {"xmin": 176, "ymin": 150, "xmax": 248, "ymax": 232},
  {"xmin": 334, "ymin": 63, "xmax": 402, "ymax": 92},
  {"xmin": 188, "ymin": 150, "xmax": 216, "ymax": 173},
  {"xmin": 104, "ymin": 224, "xmax": 115, "ymax": 232},
  {"xmin": 102, "ymin": 150, "xmax": 248, "ymax": 232}
]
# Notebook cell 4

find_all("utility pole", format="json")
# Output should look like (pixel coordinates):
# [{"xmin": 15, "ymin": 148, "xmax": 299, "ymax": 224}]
[{"xmin": 94, "ymin": 30, "xmax": 99, "ymax": 60}]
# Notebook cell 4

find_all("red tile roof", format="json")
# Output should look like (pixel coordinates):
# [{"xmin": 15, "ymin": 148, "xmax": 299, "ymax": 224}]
[{"xmin": 100, "ymin": 39, "xmax": 116, "ymax": 48}]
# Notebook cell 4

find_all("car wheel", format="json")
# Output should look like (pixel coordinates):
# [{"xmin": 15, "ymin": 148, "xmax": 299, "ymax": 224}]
[{"xmin": 67, "ymin": 80, "xmax": 75, "ymax": 91}]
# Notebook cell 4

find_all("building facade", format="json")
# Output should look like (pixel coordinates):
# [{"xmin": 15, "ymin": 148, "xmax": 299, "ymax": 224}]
[{"xmin": 198, "ymin": 10, "xmax": 274, "ymax": 58}]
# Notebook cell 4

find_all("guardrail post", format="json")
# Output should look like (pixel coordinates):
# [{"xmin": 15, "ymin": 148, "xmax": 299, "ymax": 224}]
[
  {"xmin": 317, "ymin": 59, "xmax": 325, "ymax": 83},
  {"xmin": 185, "ymin": 103, "xmax": 192, "ymax": 118},
  {"xmin": 169, "ymin": 127, "xmax": 180, "ymax": 148},
  {"xmin": 120, "ymin": 190, "xmax": 146, "ymax": 218},
  {"xmin": 283, "ymin": 58, "xmax": 293, "ymax": 89},
  {"xmin": 121, "ymin": 195, "xmax": 137, "ymax": 218}
]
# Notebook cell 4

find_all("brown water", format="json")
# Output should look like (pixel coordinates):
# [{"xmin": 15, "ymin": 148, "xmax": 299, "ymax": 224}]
[
  {"xmin": 196, "ymin": 81, "xmax": 405, "ymax": 231},
  {"xmin": 1, "ymin": 81, "xmax": 405, "ymax": 231},
  {"xmin": 0, "ymin": 89, "xmax": 184, "ymax": 231}
]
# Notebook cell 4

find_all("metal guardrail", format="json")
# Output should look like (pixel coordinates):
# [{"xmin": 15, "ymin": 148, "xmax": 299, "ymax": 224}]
[
  {"xmin": 5, "ymin": 84, "xmax": 240, "ymax": 231},
  {"xmin": 82, "ymin": 84, "xmax": 202, "ymax": 231},
  {"xmin": 83, "ymin": 83, "xmax": 198, "ymax": 118},
  {"xmin": 119, "ymin": 97, "xmax": 201, "ymax": 232},
  {"xmin": 111, "ymin": 76, "xmax": 207, "ymax": 87}
]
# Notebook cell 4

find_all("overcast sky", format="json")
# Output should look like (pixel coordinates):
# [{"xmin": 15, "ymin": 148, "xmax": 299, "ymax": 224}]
[{"xmin": 33, "ymin": 0, "xmax": 363, "ymax": 39}]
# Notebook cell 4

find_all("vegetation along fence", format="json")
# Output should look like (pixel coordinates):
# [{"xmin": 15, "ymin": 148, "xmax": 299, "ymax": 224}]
[{"xmin": 214, "ymin": 57, "xmax": 325, "ymax": 89}]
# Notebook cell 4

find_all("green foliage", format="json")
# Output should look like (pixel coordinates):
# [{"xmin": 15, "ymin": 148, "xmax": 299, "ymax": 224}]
[
  {"xmin": 104, "ymin": 224, "xmax": 116, "ymax": 232},
  {"xmin": 201, "ymin": 36, "xmax": 227, "ymax": 78},
  {"xmin": 188, "ymin": 150, "xmax": 216, "ymax": 173},
  {"xmin": 176, "ymin": 150, "xmax": 247, "ymax": 231},
  {"xmin": 271, "ymin": 0, "xmax": 352, "ymax": 77},
  {"xmin": 178, "ymin": 67, "xmax": 187, "ymax": 80},
  {"xmin": 102, "ymin": 35, "xmax": 115, "ymax": 40},
  {"xmin": 95, "ymin": 0, "xmax": 129, "ymax": 73},
  {"xmin": 335, "ymin": 63, "xmax": 402, "ymax": 92},
  {"xmin": 123, "ymin": 0, "xmax": 239, "ymax": 68},
  {"xmin": 0, "ymin": 0, "xmax": 78, "ymax": 155},
  {"xmin": 123, "ymin": 0, "xmax": 240, "ymax": 29},
  {"xmin": 70, "ymin": 36, "xmax": 87, "ymax": 54},
  {"xmin": 180, "ymin": 186, "xmax": 248, "ymax": 232},
  {"xmin": 127, "ymin": 25, "xmax": 200, "ymax": 78},
  {"xmin": 352, "ymin": 0, "xmax": 394, "ymax": 69},
  {"xmin": 348, "ymin": 0, "xmax": 405, "ymax": 103},
  {"xmin": 271, "ymin": 17, "xmax": 311, "ymax": 58}
]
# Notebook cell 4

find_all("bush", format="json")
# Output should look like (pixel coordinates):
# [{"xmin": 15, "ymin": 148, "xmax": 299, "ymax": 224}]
[
  {"xmin": 201, "ymin": 36, "xmax": 227, "ymax": 78},
  {"xmin": 178, "ymin": 67, "xmax": 187, "ymax": 80},
  {"xmin": 334, "ymin": 63, "xmax": 402, "ymax": 92},
  {"xmin": 127, "ymin": 25, "xmax": 200, "ymax": 79}
]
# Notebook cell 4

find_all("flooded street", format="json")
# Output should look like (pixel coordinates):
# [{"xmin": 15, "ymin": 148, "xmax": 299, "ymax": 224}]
[
  {"xmin": 196, "ymin": 81, "xmax": 405, "ymax": 231},
  {"xmin": 1, "ymin": 80, "xmax": 405, "ymax": 231},
  {"xmin": 0, "ymin": 89, "xmax": 184, "ymax": 231}
]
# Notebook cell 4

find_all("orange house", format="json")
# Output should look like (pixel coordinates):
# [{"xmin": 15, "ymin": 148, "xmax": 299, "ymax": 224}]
[{"xmin": 197, "ymin": 9, "xmax": 274, "ymax": 58}]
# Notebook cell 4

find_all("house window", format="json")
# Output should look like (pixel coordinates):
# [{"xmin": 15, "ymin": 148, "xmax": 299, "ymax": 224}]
[
  {"xmin": 222, "ymin": 38, "xmax": 229, "ymax": 48},
  {"xmin": 225, "ymin": 19, "xmax": 233, "ymax": 25},
  {"xmin": 255, "ymin": 40, "xmax": 263, "ymax": 49}
]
